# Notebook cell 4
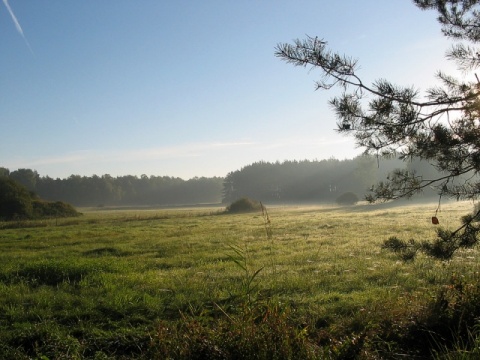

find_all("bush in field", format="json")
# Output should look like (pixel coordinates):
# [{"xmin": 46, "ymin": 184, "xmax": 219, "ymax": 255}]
[
  {"xmin": 0, "ymin": 177, "xmax": 80, "ymax": 220},
  {"xmin": 0, "ymin": 177, "xmax": 34, "ymax": 220},
  {"xmin": 226, "ymin": 197, "xmax": 262, "ymax": 213},
  {"xmin": 336, "ymin": 192, "xmax": 359, "ymax": 206},
  {"xmin": 32, "ymin": 200, "xmax": 80, "ymax": 218}
]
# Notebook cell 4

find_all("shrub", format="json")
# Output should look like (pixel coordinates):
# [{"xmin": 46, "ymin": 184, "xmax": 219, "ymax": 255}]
[
  {"xmin": 0, "ymin": 177, "xmax": 80, "ymax": 221},
  {"xmin": 0, "ymin": 177, "xmax": 34, "ymax": 220},
  {"xmin": 32, "ymin": 200, "xmax": 80, "ymax": 218},
  {"xmin": 336, "ymin": 192, "xmax": 359, "ymax": 206},
  {"xmin": 376, "ymin": 274, "xmax": 480, "ymax": 358},
  {"xmin": 225, "ymin": 197, "xmax": 262, "ymax": 213}
]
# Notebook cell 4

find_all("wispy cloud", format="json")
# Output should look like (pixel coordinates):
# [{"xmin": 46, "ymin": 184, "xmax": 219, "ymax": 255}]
[
  {"xmin": 4, "ymin": 137, "xmax": 360, "ymax": 179},
  {"xmin": 116, "ymin": 141, "xmax": 255, "ymax": 162},
  {"xmin": 8, "ymin": 141, "xmax": 255, "ymax": 168},
  {"xmin": 2, "ymin": 0, "xmax": 33, "ymax": 53},
  {"xmin": 7, "ymin": 137, "xmax": 356, "ymax": 170}
]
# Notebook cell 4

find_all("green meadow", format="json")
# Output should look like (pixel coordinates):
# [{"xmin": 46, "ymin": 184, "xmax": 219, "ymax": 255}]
[{"xmin": 1, "ymin": 201, "xmax": 479, "ymax": 359}]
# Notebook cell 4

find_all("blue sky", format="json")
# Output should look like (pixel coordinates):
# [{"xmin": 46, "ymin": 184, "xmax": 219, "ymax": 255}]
[{"xmin": 1, "ymin": 1, "xmax": 454, "ymax": 179}]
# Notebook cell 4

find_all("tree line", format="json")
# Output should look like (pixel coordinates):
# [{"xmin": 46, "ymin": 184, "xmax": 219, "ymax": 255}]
[
  {"xmin": 0, "ymin": 168, "xmax": 223, "ymax": 207},
  {"xmin": 222, "ymin": 155, "xmax": 443, "ymax": 204},
  {"xmin": 1, "ymin": 155, "xmax": 446, "ymax": 208}
]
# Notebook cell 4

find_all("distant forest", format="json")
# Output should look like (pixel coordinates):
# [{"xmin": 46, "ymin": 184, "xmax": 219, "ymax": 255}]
[
  {"xmin": 0, "ymin": 156, "xmax": 443, "ymax": 207},
  {"xmin": 222, "ymin": 156, "xmax": 442, "ymax": 204},
  {"xmin": 0, "ymin": 168, "xmax": 223, "ymax": 207}
]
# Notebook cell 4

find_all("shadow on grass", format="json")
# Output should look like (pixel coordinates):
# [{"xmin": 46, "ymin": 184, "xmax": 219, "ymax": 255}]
[{"xmin": 82, "ymin": 247, "xmax": 131, "ymax": 257}]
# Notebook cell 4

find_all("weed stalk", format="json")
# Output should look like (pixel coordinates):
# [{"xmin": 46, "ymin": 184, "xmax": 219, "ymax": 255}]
[{"xmin": 227, "ymin": 243, "xmax": 264, "ymax": 314}]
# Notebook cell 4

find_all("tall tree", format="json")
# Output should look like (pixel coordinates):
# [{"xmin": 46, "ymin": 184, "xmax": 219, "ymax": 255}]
[
  {"xmin": 10, "ymin": 169, "xmax": 39, "ymax": 192},
  {"xmin": 0, "ymin": 167, "xmax": 10, "ymax": 178},
  {"xmin": 275, "ymin": 0, "xmax": 480, "ymax": 259}
]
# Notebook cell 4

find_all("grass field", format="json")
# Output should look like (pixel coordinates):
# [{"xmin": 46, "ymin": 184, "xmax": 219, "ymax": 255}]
[{"xmin": 1, "ymin": 200, "xmax": 479, "ymax": 359}]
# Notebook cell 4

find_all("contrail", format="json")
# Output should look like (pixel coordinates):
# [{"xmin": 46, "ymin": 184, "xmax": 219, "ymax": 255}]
[{"xmin": 2, "ymin": 0, "xmax": 33, "ymax": 54}]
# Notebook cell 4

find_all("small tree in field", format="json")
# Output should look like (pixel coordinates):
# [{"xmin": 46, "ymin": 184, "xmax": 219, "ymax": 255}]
[
  {"xmin": 226, "ymin": 197, "xmax": 262, "ymax": 214},
  {"xmin": 336, "ymin": 192, "xmax": 359, "ymax": 206},
  {"xmin": 275, "ymin": 0, "xmax": 480, "ymax": 260}
]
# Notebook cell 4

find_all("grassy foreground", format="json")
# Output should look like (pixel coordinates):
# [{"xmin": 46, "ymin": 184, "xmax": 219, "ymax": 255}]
[{"xmin": 1, "ymin": 201, "xmax": 480, "ymax": 359}]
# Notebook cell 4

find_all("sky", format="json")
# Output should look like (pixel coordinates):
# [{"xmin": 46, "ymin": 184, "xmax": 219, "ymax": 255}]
[{"xmin": 0, "ymin": 0, "xmax": 457, "ymax": 180}]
